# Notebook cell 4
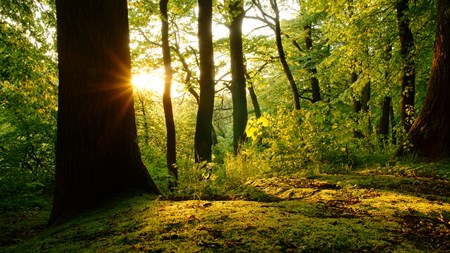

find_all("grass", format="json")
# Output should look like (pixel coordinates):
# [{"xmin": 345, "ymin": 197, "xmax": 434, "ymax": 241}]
[{"xmin": 1, "ymin": 161, "xmax": 450, "ymax": 252}]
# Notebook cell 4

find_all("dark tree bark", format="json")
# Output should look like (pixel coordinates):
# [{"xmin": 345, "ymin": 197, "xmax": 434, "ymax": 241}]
[
  {"xmin": 229, "ymin": 0, "xmax": 248, "ymax": 154},
  {"xmin": 378, "ymin": 96, "xmax": 391, "ymax": 138},
  {"xmin": 304, "ymin": 24, "xmax": 321, "ymax": 103},
  {"xmin": 247, "ymin": 84, "xmax": 261, "ymax": 118},
  {"xmin": 378, "ymin": 46, "xmax": 394, "ymax": 143},
  {"xmin": 407, "ymin": 0, "xmax": 450, "ymax": 159},
  {"xmin": 160, "ymin": 0, "xmax": 177, "ymax": 191},
  {"xmin": 361, "ymin": 81, "xmax": 371, "ymax": 113},
  {"xmin": 396, "ymin": 0, "xmax": 416, "ymax": 132},
  {"xmin": 50, "ymin": 0, "xmax": 160, "ymax": 225},
  {"xmin": 195, "ymin": 0, "xmax": 215, "ymax": 162},
  {"xmin": 171, "ymin": 45, "xmax": 218, "ymax": 146}
]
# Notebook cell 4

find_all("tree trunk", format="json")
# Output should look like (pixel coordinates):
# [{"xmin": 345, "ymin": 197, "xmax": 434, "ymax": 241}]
[
  {"xmin": 390, "ymin": 103, "xmax": 397, "ymax": 144},
  {"xmin": 50, "ymin": 0, "xmax": 160, "ymax": 225},
  {"xmin": 160, "ymin": 0, "xmax": 177, "ymax": 191},
  {"xmin": 351, "ymin": 72, "xmax": 363, "ymax": 138},
  {"xmin": 378, "ymin": 96, "xmax": 391, "ymax": 140},
  {"xmin": 396, "ymin": 0, "xmax": 416, "ymax": 132},
  {"xmin": 361, "ymin": 81, "xmax": 370, "ymax": 113},
  {"xmin": 378, "ymin": 45, "xmax": 393, "ymax": 143},
  {"xmin": 247, "ymin": 84, "xmax": 261, "ymax": 118},
  {"xmin": 195, "ymin": 0, "xmax": 215, "ymax": 162},
  {"xmin": 271, "ymin": 0, "xmax": 301, "ymax": 110},
  {"xmin": 229, "ymin": 0, "xmax": 248, "ymax": 154},
  {"xmin": 407, "ymin": 0, "xmax": 450, "ymax": 159},
  {"xmin": 304, "ymin": 24, "xmax": 321, "ymax": 103}
]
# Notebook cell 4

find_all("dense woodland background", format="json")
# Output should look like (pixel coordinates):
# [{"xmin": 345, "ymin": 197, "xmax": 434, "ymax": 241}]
[
  {"xmin": 1, "ymin": 0, "xmax": 450, "ymax": 251},
  {"xmin": 0, "ymin": 0, "xmax": 440, "ymax": 193}
]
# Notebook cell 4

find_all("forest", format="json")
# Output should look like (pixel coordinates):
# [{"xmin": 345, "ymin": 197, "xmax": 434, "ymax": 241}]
[{"xmin": 1, "ymin": 0, "xmax": 450, "ymax": 252}]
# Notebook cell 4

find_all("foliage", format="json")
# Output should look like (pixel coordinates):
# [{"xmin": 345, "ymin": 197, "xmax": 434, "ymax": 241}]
[
  {"xmin": 0, "ymin": 0, "xmax": 446, "ymax": 250},
  {"xmin": 243, "ymin": 103, "xmax": 397, "ymax": 175},
  {"xmin": 1, "ymin": 1, "xmax": 57, "ymax": 188}
]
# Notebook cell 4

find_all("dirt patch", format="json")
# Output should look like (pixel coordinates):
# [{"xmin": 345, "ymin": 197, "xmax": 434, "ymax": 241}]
[{"xmin": 399, "ymin": 212, "xmax": 450, "ymax": 251}]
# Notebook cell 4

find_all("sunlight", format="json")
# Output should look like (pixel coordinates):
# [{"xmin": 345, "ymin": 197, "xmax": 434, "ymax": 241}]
[
  {"xmin": 132, "ymin": 70, "xmax": 182, "ymax": 98},
  {"xmin": 132, "ymin": 71, "xmax": 163, "ymax": 94}
]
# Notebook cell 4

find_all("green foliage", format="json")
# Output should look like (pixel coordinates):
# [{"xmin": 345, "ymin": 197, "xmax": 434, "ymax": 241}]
[
  {"xmin": 1, "ymin": 1, "xmax": 57, "ymax": 189},
  {"xmin": 243, "ymin": 104, "xmax": 394, "ymax": 174},
  {"xmin": 0, "ymin": 0, "xmax": 445, "ymax": 250}
]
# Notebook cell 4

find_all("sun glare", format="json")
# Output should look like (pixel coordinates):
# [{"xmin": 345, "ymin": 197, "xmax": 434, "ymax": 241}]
[
  {"xmin": 132, "ymin": 72, "xmax": 158, "ymax": 92},
  {"xmin": 132, "ymin": 71, "xmax": 182, "ymax": 99}
]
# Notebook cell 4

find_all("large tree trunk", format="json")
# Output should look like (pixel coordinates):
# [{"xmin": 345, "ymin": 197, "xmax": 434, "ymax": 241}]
[
  {"xmin": 407, "ymin": 0, "xmax": 450, "ymax": 159},
  {"xmin": 50, "ymin": 0, "xmax": 160, "ymax": 225},
  {"xmin": 160, "ymin": 0, "xmax": 177, "ymax": 190},
  {"xmin": 229, "ymin": 0, "xmax": 248, "ymax": 154},
  {"xmin": 396, "ymin": 0, "xmax": 416, "ymax": 132},
  {"xmin": 195, "ymin": 0, "xmax": 215, "ymax": 162}
]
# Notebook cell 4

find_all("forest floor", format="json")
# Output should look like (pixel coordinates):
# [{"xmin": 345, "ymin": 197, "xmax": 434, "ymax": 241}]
[{"xmin": 1, "ymin": 163, "xmax": 450, "ymax": 252}]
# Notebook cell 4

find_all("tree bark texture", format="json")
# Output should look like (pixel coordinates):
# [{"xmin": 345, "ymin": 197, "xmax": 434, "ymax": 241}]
[
  {"xmin": 229, "ymin": 0, "xmax": 248, "ymax": 154},
  {"xmin": 160, "ymin": 0, "xmax": 177, "ymax": 190},
  {"xmin": 195, "ymin": 0, "xmax": 215, "ymax": 162},
  {"xmin": 408, "ymin": 0, "xmax": 450, "ymax": 159},
  {"xmin": 396, "ymin": 0, "xmax": 416, "ymax": 132},
  {"xmin": 50, "ymin": 0, "xmax": 160, "ymax": 225}
]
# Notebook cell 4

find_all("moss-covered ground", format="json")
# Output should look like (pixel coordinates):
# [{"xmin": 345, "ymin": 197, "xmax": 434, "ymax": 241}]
[{"xmin": 1, "ymin": 162, "xmax": 450, "ymax": 252}]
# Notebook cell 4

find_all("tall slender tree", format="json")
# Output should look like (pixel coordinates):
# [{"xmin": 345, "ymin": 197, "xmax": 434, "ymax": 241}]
[
  {"xmin": 160, "ymin": 0, "xmax": 177, "ymax": 190},
  {"xmin": 304, "ymin": 24, "xmax": 321, "ymax": 103},
  {"xmin": 228, "ymin": 0, "xmax": 248, "ymax": 154},
  {"xmin": 50, "ymin": 0, "xmax": 160, "ymax": 225},
  {"xmin": 195, "ymin": 0, "xmax": 215, "ymax": 162},
  {"xmin": 406, "ymin": 0, "xmax": 450, "ymax": 159},
  {"xmin": 252, "ymin": 0, "xmax": 301, "ymax": 110}
]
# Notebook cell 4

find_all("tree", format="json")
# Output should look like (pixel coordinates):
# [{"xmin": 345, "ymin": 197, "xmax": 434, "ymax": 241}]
[
  {"xmin": 160, "ymin": 0, "xmax": 178, "ymax": 191},
  {"xmin": 1, "ymin": 0, "xmax": 58, "ymax": 178},
  {"xmin": 304, "ymin": 23, "xmax": 321, "ymax": 103},
  {"xmin": 228, "ymin": 0, "xmax": 248, "ymax": 154},
  {"xmin": 252, "ymin": 0, "xmax": 301, "ymax": 110},
  {"xmin": 195, "ymin": 0, "xmax": 215, "ymax": 162},
  {"xmin": 396, "ymin": 0, "xmax": 416, "ymax": 132},
  {"xmin": 50, "ymin": 0, "xmax": 160, "ymax": 225},
  {"xmin": 406, "ymin": 0, "xmax": 450, "ymax": 159}
]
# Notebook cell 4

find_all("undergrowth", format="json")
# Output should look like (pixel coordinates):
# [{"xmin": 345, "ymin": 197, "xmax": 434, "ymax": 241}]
[
  {"xmin": 2, "ymin": 108, "xmax": 450, "ymax": 252},
  {"xmin": 2, "ymin": 160, "xmax": 449, "ymax": 252}
]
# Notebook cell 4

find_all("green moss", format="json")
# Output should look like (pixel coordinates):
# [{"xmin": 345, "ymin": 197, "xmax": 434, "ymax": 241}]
[{"xmin": 2, "ymin": 164, "xmax": 450, "ymax": 252}]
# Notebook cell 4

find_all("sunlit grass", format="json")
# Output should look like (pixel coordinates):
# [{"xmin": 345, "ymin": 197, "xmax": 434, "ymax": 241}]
[{"xmin": 3, "ymin": 162, "xmax": 449, "ymax": 252}]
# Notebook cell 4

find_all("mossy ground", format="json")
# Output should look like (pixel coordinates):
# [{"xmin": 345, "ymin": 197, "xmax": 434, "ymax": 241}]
[{"xmin": 1, "ymin": 163, "xmax": 450, "ymax": 252}]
